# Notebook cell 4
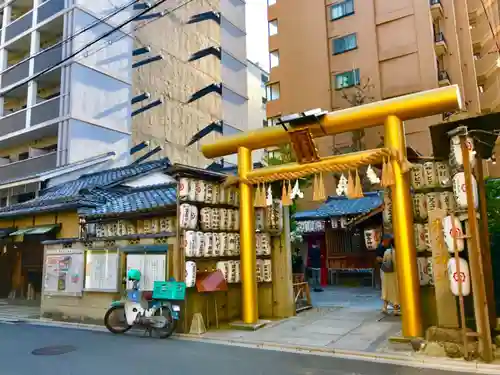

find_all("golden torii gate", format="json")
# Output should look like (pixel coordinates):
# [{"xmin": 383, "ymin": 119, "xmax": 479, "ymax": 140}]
[{"xmin": 201, "ymin": 85, "xmax": 462, "ymax": 338}]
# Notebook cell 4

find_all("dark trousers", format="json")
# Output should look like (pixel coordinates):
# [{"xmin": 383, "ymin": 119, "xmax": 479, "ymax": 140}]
[{"xmin": 310, "ymin": 268, "xmax": 321, "ymax": 290}]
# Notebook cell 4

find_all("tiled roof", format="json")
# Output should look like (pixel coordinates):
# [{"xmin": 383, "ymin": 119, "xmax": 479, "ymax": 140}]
[
  {"xmin": 293, "ymin": 192, "xmax": 383, "ymax": 220},
  {"xmin": 0, "ymin": 158, "xmax": 171, "ymax": 218},
  {"xmin": 82, "ymin": 184, "xmax": 177, "ymax": 218},
  {"xmin": 206, "ymin": 162, "xmax": 265, "ymax": 175}
]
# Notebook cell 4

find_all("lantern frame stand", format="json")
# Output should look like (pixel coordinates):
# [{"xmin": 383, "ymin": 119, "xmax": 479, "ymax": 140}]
[{"xmin": 429, "ymin": 117, "xmax": 500, "ymax": 362}]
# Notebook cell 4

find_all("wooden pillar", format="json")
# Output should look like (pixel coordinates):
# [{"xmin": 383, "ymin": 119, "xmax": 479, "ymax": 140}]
[{"xmin": 475, "ymin": 159, "xmax": 496, "ymax": 329}]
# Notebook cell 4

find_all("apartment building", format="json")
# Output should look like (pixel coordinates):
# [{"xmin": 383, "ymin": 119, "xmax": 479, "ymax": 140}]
[
  {"xmin": 132, "ymin": 0, "xmax": 248, "ymax": 167},
  {"xmin": 266, "ymin": 0, "xmax": 500, "ymax": 175},
  {"xmin": 0, "ymin": 0, "xmax": 135, "ymax": 206},
  {"xmin": 0, "ymin": 0, "xmax": 250, "ymax": 207}
]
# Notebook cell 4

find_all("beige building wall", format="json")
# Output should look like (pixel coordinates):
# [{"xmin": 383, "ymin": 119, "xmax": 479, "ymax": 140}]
[
  {"xmin": 132, "ymin": 0, "xmax": 222, "ymax": 168},
  {"xmin": 267, "ymin": 0, "xmax": 500, "ymax": 182}
]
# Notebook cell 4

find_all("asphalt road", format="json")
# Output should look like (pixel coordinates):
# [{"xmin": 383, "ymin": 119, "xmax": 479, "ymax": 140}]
[{"xmin": 0, "ymin": 324, "xmax": 477, "ymax": 375}]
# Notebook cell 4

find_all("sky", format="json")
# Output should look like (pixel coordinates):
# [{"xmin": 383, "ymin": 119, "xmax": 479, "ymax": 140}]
[{"xmin": 245, "ymin": 0, "xmax": 270, "ymax": 72}]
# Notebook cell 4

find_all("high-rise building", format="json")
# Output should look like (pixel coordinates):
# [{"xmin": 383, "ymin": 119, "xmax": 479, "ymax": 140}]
[
  {"xmin": 0, "ymin": 0, "xmax": 135, "ymax": 206},
  {"xmin": 132, "ymin": 0, "xmax": 248, "ymax": 167},
  {"xmin": 266, "ymin": 0, "xmax": 500, "ymax": 176},
  {"xmin": 0, "ymin": 0, "xmax": 249, "ymax": 207}
]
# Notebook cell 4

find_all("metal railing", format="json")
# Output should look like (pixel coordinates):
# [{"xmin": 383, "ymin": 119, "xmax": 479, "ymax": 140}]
[{"xmin": 0, "ymin": 151, "xmax": 57, "ymax": 181}]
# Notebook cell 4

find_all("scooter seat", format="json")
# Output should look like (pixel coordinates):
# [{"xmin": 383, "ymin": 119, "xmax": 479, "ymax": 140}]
[{"xmin": 142, "ymin": 291, "xmax": 153, "ymax": 300}]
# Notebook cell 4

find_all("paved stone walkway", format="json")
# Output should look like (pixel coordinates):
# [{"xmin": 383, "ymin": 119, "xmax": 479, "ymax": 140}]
[{"xmin": 192, "ymin": 286, "xmax": 404, "ymax": 353}]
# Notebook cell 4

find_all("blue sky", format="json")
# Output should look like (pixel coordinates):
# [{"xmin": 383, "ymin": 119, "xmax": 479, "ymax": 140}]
[{"xmin": 245, "ymin": 0, "xmax": 269, "ymax": 72}]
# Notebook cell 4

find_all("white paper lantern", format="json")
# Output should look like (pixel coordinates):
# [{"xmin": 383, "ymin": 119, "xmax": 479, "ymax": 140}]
[
  {"xmin": 227, "ymin": 233, "xmax": 236, "ymax": 255},
  {"xmin": 188, "ymin": 204, "xmax": 198, "ymax": 230},
  {"xmin": 364, "ymin": 229, "xmax": 378, "ymax": 250},
  {"xmin": 188, "ymin": 179, "xmax": 197, "ymax": 201},
  {"xmin": 423, "ymin": 223, "xmax": 430, "ymax": 250},
  {"xmin": 414, "ymin": 224, "xmax": 427, "ymax": 252},
  {"xmin": 219, "ymin": 208, "xmax": 228, "ymax": 231},
  {"xmin": 203, "ymin": 233, "xmax": 214, "ymax": 257},
  {"xmin": 423, "ymin": 161, "xmax": 437, "ymax": 187},
  {"xmin": 212, "ymin": 184, "xmax": 220, "ymax": 204},
  {"xmin": 256, "ymin": 259, "xmax": 263, "ymax": 283},
  {"xmin": 452, "ymin": 172, "xmax": 479, "ymax": 210},
  {"xmin": 234, "ymin": 234, "xmax": 241, "ymax": 255},
  {"xmin": 410, "ymin": 164, "xmax": 425, "ymax": 190},
  {"xmin": 427, "ymin": 258, "xmax": 434, "ymax": 286},
  {"xmin": 179, "ymin": 178, "xmax": 190, "ymax": 201},
  {"xmin": 439, "ymin": 191, "xmax": 455, "ymax": 214},
  {"xmin": 449, "ymin": 135, "xmax": 475, "ymax": 169},
  {"xmin": 447, "ymin": 257, "xmax": 471, "ymax": 296},
  {"xmin": 417, "ymin": 257, "xmax": 431, "ymax": 286},
  {"xmin": 412, "ymin": 193, "xmax": 428, "ymax": 220},
  {"xmin": 255, "ymin": 208, "xmax": 266, "ymax": 231},
  {"xmin": 426, "ymin": 192, "xmax": 439, "ymax": 214},
  {"xmin": 263, "ymin": 260, "xmax": 272, "ymax": 282},
  {"xmin": 185, "ymin": 261, "xmax": 197, "ymax": 288},
  {"xmin": 211, "ymin": 208, "xmax": 220, "ymax": 231},
  {"xmin": 194, "ymin": 180, "xmax": 206, "ymax": 202},
  {"xmin": 205, "ymin": 182, "xmax": 214, "ymax": 203},
  {"xmin": 218, "ymin": 232, "xmax": 227, "ymax": 256},
  {"xmin": 232, "ymin": 209, "xmax": 240, "ymax": 231},
  {"xmin": 184, "ymin": 230, "xmax": 196, "ymax": 257},
  {"xmin": 213, "ymin": 232, "xmax": 222, "ymax": 256},
  {"xmin": 216, "ymin": 261, "xmax": 229, "ymax": 280},
  {"xmin": 179, "ymin": 204, "xmax": 191, "ymax": 229},
  {"xmin": 200, "ymin": 207, "xmax": 212, "ymax": 231},
  {"xmin": 442, "ymin": 216, "xmax": 465, "ymax": 253},
  {"xmin": 435, "ymin": 161, "xmax": 451, "ymax": 187},
  {"xmin": 261, "ymin": 233, "xmax": 271, "ymax": 255},
  {"xmin": 194, "ymin": 231, "xmax": 204, "ymax": 257}
]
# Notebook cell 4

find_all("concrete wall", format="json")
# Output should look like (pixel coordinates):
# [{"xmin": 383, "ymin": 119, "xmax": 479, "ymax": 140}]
[{"xmin": 132, "ymin": 0, "xmax": 222, "ymax": 168}]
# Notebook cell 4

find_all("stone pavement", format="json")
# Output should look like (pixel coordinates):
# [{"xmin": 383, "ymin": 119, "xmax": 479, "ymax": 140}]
[{"xmin": 192, "ymin": 286, "xmax": 404, "ymax": 353}]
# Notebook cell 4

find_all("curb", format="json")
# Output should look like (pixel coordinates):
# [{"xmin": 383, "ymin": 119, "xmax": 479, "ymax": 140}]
[{"xmin": 2, "ymin": 318, "xmax": 499, "ymax": 374}]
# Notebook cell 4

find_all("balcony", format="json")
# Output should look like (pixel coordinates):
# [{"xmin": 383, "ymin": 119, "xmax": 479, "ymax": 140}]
[
  {"xmin": 480, "ymin": 78, "xmax": 500, "ymax": 112},
  {"xmin": 471, "ymin": 20, "xmax": 500, "ymax": 53},
  {"xmin": 0, "ymin": 95, "xmax": 61, "ymax": 138},
  {"xmin": 434, "ymin": 32, "xmax": 448, "ymax": 56},
  {"xmin": 2, "ymin": 0, "xmax": 65, "ymax": 45},
  {"xmin": 438, "ymin": 70, "xmax": 451, "ymax": 86},
  {"xmin": 430, "ymin": 0, "xmax": 443, "ymax": 20},
  {"xmin": 475, "ymin": 52, "xmax": 500, "ymax": 85},
  {"xmin": 0, "ymin": 151, "xmax": 57, "ymax": 182}
]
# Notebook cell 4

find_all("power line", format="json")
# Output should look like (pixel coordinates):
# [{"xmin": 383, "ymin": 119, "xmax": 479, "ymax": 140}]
[
  {"xmin": 0, "ymin": 0, "xmax": 141, "ymax": 79},
  {"xmin": 1, "ymin": 0, "xmax": 196, "ymax": 97}
]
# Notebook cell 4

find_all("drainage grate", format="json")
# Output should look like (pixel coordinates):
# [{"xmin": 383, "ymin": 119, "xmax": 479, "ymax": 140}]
[{"xmin": 31, "ymin": 345, "xmax": 77, "ymax": 356}]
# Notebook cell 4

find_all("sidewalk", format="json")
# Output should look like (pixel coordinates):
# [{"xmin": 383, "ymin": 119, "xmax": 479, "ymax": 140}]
[{"xmin": 195, "ymin": 287, "xmax": 402, "ymax": 353}]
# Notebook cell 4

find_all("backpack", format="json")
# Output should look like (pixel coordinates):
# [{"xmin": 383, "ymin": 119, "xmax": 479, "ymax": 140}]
[{"xmin": 380, "ymin": 248, "xmax": 394, "ymax": 273}]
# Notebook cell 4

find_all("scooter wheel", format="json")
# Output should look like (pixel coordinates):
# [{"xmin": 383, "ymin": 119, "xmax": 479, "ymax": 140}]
[
  {"xmin": 104, "ymin": 306, "xmax": 132, "ymax": 334},
  {"xmin": 153, "ymin": 305, "xmax": 177, "ymax": 339}
]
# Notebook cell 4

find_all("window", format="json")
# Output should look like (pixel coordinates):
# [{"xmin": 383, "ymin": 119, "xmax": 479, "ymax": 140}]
[
  {"xmin": 334, "ymin": 69, "xmax": 360, "ymax": 90},
  {"xmin": 261, "ymin": 73, "xmax": 269, "ymax": 88},
  {"xmin": 270, "ymin": 50, "xmax": 280, "ymax": 68},
  {"xmin": 268, "ymin": 0, "xmax": 276, "ymax": 5},
  {"xmin": 266, "ymin": 83, "xmax": 280, "ymax": 101},
  {"xmin": 333, "ymin": 34, "xmax": 357, "ymax": 54},
  {"xmin": 331, "ymin": 0, "xmax": 354, "ymax": 20},
  {"xmin": 269, "ymin": 19, "xmax": 278, "ymax": 36}
]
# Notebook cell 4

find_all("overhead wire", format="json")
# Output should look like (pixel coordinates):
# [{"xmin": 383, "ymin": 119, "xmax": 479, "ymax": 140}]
[
  {"xmin": 0, "ymin": 0, "xmax": 142, "ymax": 79},
  {"xmin": 0, "ymin": 0, "xmax": 198, "ymax": 97}
]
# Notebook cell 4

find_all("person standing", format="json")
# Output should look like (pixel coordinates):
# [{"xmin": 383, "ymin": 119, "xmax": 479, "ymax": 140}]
[
  {"xmin": 308, "ymin": 244, "xmax": 323, "ymax": 292},
  {"xmin": 376, "ymin": 234, "xmax": 392, "ymax": 313},
  {"xmin": 379, "ymin": 237, "xmax": 400, "ymax": 315}
]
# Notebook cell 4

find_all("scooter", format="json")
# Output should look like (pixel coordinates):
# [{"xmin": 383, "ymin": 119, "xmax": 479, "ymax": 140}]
[{"xmin": 104, "ymin": 269, "xmax": 185, "ymax": 339}]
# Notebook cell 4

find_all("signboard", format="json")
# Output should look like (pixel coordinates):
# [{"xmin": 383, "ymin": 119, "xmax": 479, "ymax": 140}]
[
  {"xmin": 84, "ymin": 250, "xmax": 120, "ymax": 292},
  {"xmin": 44, "ymin": 248, "xmax": 84, "ymax": 297},
  {"xmin": 297, "ymin": 220, "xmax": 325, "ymax": 233},
  {"xmin": 126, "ymin": 254, "xmax": 166, "ymax": 291}
]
